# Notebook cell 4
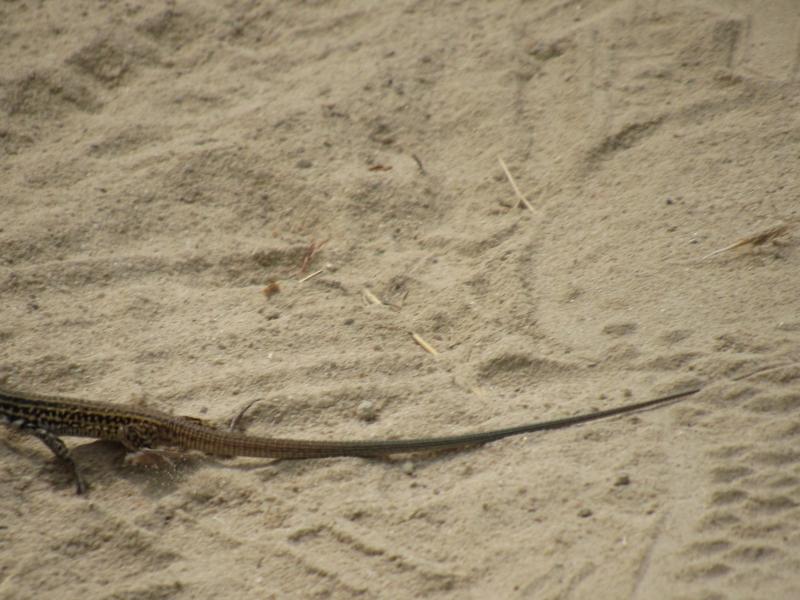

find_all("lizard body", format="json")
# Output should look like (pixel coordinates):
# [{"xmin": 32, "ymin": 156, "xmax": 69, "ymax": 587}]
[{"xmin": 0, "ymin": 385, "xmax": 699, "ymax": 494}]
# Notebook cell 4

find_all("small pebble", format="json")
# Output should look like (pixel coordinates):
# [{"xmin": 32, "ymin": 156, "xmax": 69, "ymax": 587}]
[
  {"xmin": 614, "ymin": 474, "xmax": 631, "ymax": 486},
  {"xmin": 578, "ymin": 508, "xmax": 593, "ymax": 518},
  {"xmin": 402, "ymin": 461, "xmax": 415, "ymax": 475}
]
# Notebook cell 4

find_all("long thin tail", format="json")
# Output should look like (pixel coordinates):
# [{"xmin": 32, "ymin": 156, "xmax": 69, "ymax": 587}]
[{"xmin": 184, "ymin": 387, "xmax": 701, "ymax": 459}]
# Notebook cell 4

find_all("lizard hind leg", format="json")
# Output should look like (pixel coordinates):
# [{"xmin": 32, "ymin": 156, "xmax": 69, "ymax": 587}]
[
  {"xmin": 228, "ymin": 398, "xmax": 263, "ymax": 432},
  {"xmin": 118, "ymin": 423, "xmax": 180, "ymax": 469},
  {"xmin": 29, "ymin": 427, "xmax": 88, "ymax": 495}
]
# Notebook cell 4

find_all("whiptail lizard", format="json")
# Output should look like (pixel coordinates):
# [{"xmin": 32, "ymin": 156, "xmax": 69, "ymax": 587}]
[{"xmin": 0, "ymin": 384, "xmax": 700, "ymax": 494}]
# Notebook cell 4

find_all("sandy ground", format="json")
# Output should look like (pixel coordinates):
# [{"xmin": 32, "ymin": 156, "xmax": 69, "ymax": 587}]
[{"xmin": 1, "ymin": 1, "xmax": 799, "ymax": 598}]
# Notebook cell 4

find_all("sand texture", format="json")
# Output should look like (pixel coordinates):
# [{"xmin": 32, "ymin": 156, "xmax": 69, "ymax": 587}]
[{"xmin": 1, "ymin": 1, "xmax": 799, "ymax": 598}]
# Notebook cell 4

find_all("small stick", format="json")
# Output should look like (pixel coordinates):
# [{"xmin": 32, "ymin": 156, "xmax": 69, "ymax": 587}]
[
  {"xmin": 411, "ymin": 332, "xmax": 439, "ymax": 356},
  {"xmin": 298, "ymin": 269, "xmax": 323, "ymax": 283},
  {"xmin": 702, "ymin": 221, "xmax": 795, "ymax": 259},
  {"xmin": 498, "ymin": 157, "xmax": 535, "ymax": 212},
  {"xmin": 299, "ymin": 238, "xmax": 329, "ymax": 274},
  {"xmin": 362, "ymin": 288, "xmax": 384, "ymax": 306}
]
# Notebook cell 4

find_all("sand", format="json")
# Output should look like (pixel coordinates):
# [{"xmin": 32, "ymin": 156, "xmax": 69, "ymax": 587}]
[{"xmin": 1, "ymin": 1, "xmax": 799, "ymax": 598}]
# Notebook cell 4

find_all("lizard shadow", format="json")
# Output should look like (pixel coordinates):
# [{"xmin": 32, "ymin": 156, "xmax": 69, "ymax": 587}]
[
  {"xmin": 70, "ymin": 440, "xmax": 207, "ymax": 496},
  {"xmin": 217, "ymin": 445, "xmax": 488, "ymax": 477},
  {"xmin": 69, "ymin": 445, "xmax": 447, "ymax": 497}
]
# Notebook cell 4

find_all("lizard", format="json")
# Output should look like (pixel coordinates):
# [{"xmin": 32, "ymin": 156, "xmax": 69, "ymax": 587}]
[{"xmin": 0, "ymin": 384, "xmax": 700, "ymax": 494}]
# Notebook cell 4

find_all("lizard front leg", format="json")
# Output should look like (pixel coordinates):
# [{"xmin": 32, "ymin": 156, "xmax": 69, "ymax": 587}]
[{"xmin": 28, "ymin": 427, "xmax": 88, "ymax": 495}]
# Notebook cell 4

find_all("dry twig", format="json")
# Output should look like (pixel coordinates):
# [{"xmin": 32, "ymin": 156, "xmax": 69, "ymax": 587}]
[
  {"xmin": 298, "ymin": 269, "xmax": 323, "ymax": 283},
  {"xmin": 298, "ymin": 238, "xmax": 329, "ymax": 274},
  {"xmin": 362, "ymin": 288, "xmax": 384, "ymax": 306},
  {"xmin": 498, "ymin": 156, "xmax": 535, "ymax": 212},
  {"xmin": 411, "ymin": 332, "xmax": 439, "ymax": 356},
  {"xmin": 703, "ymin": 221, "xmax": 796, "ymax": 259}
]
